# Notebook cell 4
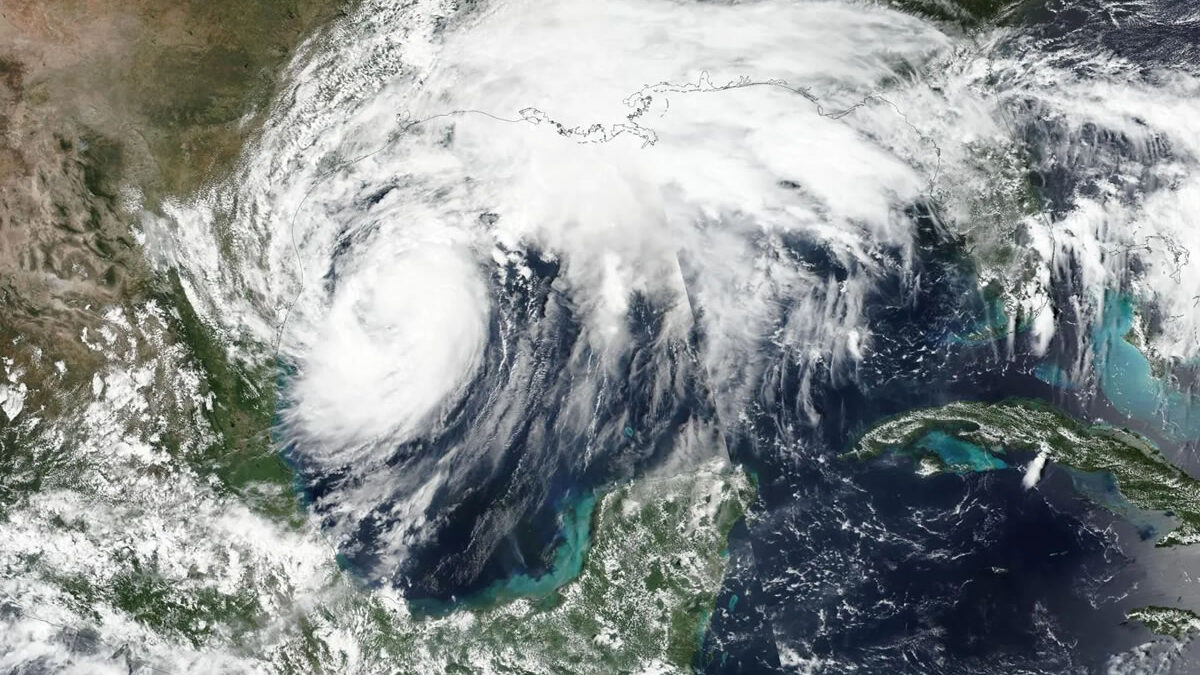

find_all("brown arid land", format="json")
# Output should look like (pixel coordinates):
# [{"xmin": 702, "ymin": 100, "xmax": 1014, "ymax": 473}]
[{"xmin": 0, "ymin": 0, "xmax": 344, "ymax": 513}]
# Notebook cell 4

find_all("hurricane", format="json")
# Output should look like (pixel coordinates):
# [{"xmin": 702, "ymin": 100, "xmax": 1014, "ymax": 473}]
[
  {"xmin": 6, "ymin": 0, "xmax": 1200, "ymax": 672},
  {"xmin": 159, "ymin": 0, "xmax": 968, "ymax": 596}
]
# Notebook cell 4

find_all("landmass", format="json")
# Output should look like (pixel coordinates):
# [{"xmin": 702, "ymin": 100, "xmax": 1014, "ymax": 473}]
[
  {"xmin": 0, "ymin": 0, "xmax": 344, "ymax": 519},
  {"xmin": 276, "ymin": 460, "xmax": 754, "ymax": 673},
  {"xmin": 850, "ymin": 398, "xmax": 1200, "ymax": 547},
  {"xmin": 1127, "ymin": 606, "xmax": 1200, "ymax": 640}
]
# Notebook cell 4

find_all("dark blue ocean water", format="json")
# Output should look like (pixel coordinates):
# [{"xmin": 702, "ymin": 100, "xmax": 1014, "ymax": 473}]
[
  {"xmin": 699, "ymin": 6, "xmax": 1200, "ymax": 670},
  {"xmin": 697, "ymin": 226, "xmax": 1154, "ymax": 672}
]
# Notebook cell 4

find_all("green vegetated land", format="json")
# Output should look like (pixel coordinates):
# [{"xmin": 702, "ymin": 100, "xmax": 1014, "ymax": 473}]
[
  {"xmin": 853, "ymin": 398, "xmax": 1200, "ymax": 644},
  {"xmin": 262, "ymin": 462, "xmax": 755, "ymax": 674},
  {"xmin": 1126, "ymin": 606, "xmax": 1200, "ymax": 640},
  {"xmin": 890, "ymin": 0, "xmax": 1030, "ymax": 25},
  {"xmin": 137, "ymin": 0, "xmax": 351, "ymax": 519},
  {"xmin": 852, "ymin": 398, "xmax": 1200, "ymax": 546},
  {"xmin": 155, "ymin": 274, "xmax": 300, "ymax": 521}
]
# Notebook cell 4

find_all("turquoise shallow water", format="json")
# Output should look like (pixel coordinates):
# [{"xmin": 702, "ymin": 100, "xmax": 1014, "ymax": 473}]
[
  {"xmin": 948, "ymin": 291, "xmax": 1013, "ymax": 345},
  {"xmin": 1092, "ymin": 294, "xmax": 1200, "ymax": 440},
  {"xmin": 1061, "ymin": 466, "xmax": 1167, "ymax": 541},
  {"xmin": 407, "ymin": 492, "xmax": 598, "ymax": 615},
  {"xmin": 468, "ymin": 493, "xmax": 598, "ymax": 607},
  {"xmin": 914, "ymin": 431, "xmax": 1007, "ymax": 472},
  {"xmin": 900, "ymin": 431, "xmax": 1171, "ymax": 544}
]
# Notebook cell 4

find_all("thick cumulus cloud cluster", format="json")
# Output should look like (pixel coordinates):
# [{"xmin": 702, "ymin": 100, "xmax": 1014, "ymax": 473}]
[
  {"xmin": 284, "ymin": 231, "xmax": 490, "ymax": 455},
  {"xmin": 928, "ymin": 36, "xmax": 1200, "ymax": 370},
  {"xmin": 1014, "ymin": 65, "xmax": 1200, "ymax": 363},
  {"xmin": 168, "ymin": 0, "xmax": 966, "ymax": 428},
  {"xmin": 409, "ymin": 0, "xmax": 959, "ymax": 419}
]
